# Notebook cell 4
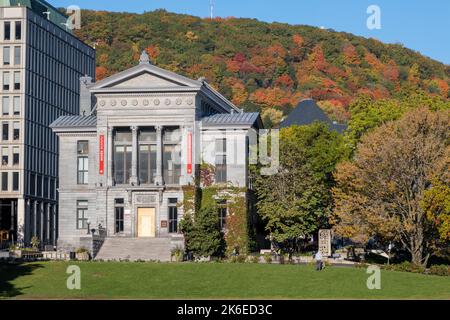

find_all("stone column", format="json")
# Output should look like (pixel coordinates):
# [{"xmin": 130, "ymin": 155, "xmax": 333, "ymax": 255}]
[
  {"xmin": 107, "ymin": 127, "xmax": 114, "ymax": 186},
  {"xmin": 155, "ymin": 126, "xmax": 164, "ymax": 186},
  {"xmin": 130, "ymin": 126, "xmax": 139, "ymax": 186}
]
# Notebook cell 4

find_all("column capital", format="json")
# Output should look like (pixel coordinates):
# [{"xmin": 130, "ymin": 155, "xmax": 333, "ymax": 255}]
[
  {"xmin": 155, "ymin": 125, "xmax": 163, "ymax": 131},
  {"xmin": 108, "ymin": 126, "xmax": 114, "ymax": 134},
  {"xmin": 131, "ymin": 126, "xmax": 140, "ymax": 132}
]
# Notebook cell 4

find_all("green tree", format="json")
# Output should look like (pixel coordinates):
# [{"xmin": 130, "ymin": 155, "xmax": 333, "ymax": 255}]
[
  {"xmin": 254, "ymin": 123, "xmax": 349, "ymax": 252},
  {"xmin": 179, "ymin": 205, "xmax": 223, "ymax": 258}
]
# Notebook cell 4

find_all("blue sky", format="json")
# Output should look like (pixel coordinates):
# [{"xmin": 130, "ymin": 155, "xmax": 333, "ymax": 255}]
[{"xmin": 52, "ymin": 0, "xmax": 450, "ymax": 64}]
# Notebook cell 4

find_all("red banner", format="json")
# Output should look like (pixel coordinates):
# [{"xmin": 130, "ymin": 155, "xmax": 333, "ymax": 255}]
[
  {"xmin": 99, "ymin": 135, "xmax": 105, "ymax": 175},
  {"xmin": 187, "ymin": 132, "xmax": 193, "ymax": 174}
]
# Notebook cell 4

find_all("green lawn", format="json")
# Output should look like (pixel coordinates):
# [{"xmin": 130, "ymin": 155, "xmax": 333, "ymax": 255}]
[{"xmin": 1, "ymin": 262, "xmax": 449, "ymax": 300}]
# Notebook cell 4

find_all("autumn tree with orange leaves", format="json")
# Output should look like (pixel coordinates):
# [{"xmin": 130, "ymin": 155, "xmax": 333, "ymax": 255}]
[{"xmin": 332, "ymin": 107, "xmax": 449, "ymax": 266}]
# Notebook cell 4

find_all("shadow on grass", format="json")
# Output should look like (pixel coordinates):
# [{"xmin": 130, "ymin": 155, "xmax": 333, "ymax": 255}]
[{"xmin": 0, "ymin": 261, "xmax": 43, "ymax": 298}]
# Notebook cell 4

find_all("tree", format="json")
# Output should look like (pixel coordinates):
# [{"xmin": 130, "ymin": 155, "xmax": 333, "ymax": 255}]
[
  {"xmin": 332, "ymin": 107, "xmax": 450, "ymax": 266},
  {"xmin": 254, "ymin": 123, "xmax": 349, "ymax": 253},
  {"xmin": 179, "ymin": 205, "xmax": 223, "ymax": 258},
  {"xmin": 261, "ymin": 109, "xmax": 283, "ymax": 128},
  {"xmin": 422, "ymin": 179, "xmax": 450, "ymax": 242}
]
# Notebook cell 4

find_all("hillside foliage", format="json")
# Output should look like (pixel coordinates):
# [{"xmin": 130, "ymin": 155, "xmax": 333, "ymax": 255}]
[{"xmin": 74, "ymin": 10, "xmax": 450, "ymax": 124}]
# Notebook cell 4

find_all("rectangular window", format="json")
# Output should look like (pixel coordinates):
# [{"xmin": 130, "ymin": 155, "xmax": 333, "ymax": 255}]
[
  {"xmin": 77, "ymin": 141, "xmax": 89, "ymax": 184},
  {"xmin": 163, "ymin": 145, "xmax": 181, "ymax": 185},
  {"xmin": 139, "ymin": 130, "xmax": 157, "ymax": 184},
  {"xmin": 13, "ymin": 122, "xmax": 19, "ymax": 140},
  {"xmin": 14, "ymin": 46, "xmax": 20, "ymax": 65},
  {"xmin": 13, "ymin": 146, "xmax": 19, "ymax": 165},
  {"xmin": 76, "ymin": 200, "xmax": 88, "ymax": 230},
  {"xmin": 2, "ymin": 122, "xmax": 8, "ymax": 140},
  {"xmin": 1, "ymin": 172, "xmax": 7, "ymax": 191},
  {"xmin": 13, "ymin": 72, "xmax": 20, "ymax": 90},
  {"xmin": 168, "ymin": 198, "xmax": 178, "ymax": 233},
  {"xmin": 30, "ymin": 173, "xmax": 35, "ymax": 196},
  {"xmin": 4, "ymin": 22, "xmax": 10, "ymax": 40},
  {"xmin": 12, "ymin": 172, "xmax": 18, "ymax": 191},
  {"xmin": 3, "ymin": 47, "xmax": 10, "ymax": 65},
  {"xmin": 36, "ymin": 175, "xmax": 42, "ymax": 197},
  {"xmin": 2, "ymin": 96, "xmax": 9, "ymax": 115},
  {"xmin": 215, "ymin": 138, "xmax": 227, "ymax": 183},
  {"xmin": 114, "ymin": 130, "xmax": 132, "ymax": 184},
  {"xmin": 163, "ymin": 128, "xmax": 182, "ymax": 185},
  {"xmin": 13, "ymin": 96, "xmax": 19, "ymax": 115},
  {"xmin": 2, "ymin": 147, "xmax": 8, "ymax": 166},
  {"xmin": 115, "ymin": 199, "xmax": 125, "ymax": 234},
  {"xmin": 218, "ymin": 200, "xmax": 227, "ymax": 230},
  {"xmin": 15, "ymin": 22, "xmax": 21, "ymax": 40},
  {"xmin": 3, "ymin": 72, "xmax": 9, "ymax": 90}
]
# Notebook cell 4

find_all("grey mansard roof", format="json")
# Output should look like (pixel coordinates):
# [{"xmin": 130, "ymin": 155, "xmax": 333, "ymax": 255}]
[
  {"xmin": 50, "ymin": 115, "xmax": 97, "ymax": 132},
  {"xmin": 202, "ymin": 112, "xmax": 263, "ymax": 129}
]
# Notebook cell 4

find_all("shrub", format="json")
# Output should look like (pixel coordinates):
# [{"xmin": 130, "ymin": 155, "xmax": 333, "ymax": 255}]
[
  {"xmin": 263, "ymin": 254, "xmax": 272, "ymax": 264},
  {"xmin": 30, "ymin": 236, "xmax": 40, "ymax": 250},
  {"xmin": 76, "ymin": 247, "xmax": 89, "ymax": 254},
  {"xmin": 385, "ymin": 261, "xmax": 426, "ymax": 274},
  {"xmin": 251, "ymin": 255, "xmax": 260, "ymax": 264},
  {"xmin": 229, "ymin": 255, "xmax": 247, "ymax": 263},
  {"xmin": 171, "ymin": 247, "xmax": 184, "ymax": 262},
  {"xmin": 429, "ymin": 265, "xmax": 450, "ymax": 277}
]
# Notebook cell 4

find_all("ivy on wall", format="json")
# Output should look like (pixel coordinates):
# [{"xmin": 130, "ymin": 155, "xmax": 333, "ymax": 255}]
[{"xmin": 180, "ymin": 167, "xmax": 252, "ymax": 257}]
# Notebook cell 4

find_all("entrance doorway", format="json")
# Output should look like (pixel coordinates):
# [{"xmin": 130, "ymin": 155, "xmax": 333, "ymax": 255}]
[
  {"xmin": 137, "ymin": 208, "xmax": 156, "ymax": 238},
  {"xmin": 0, "ymin": 199, "xmax": 17, "ymax": 245}
]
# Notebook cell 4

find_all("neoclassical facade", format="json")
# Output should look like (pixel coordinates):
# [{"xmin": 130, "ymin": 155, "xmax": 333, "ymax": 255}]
[{"xmin": 51, "ymin": 52, "xmax": 262, "ymax": 256}]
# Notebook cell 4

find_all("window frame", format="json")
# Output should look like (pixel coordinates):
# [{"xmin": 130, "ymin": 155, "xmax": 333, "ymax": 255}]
[
  {"xmin": 76, "ymin": 200, "xmax": 88, "ymax": 230},
  {"xmin": 217, "ymin": 200, "xmax": 228, "ymax": 230},
  {"xmin": 4, "ymin": 21, "xmax": 10, "ymax": 41},
  {"xmin": 138, "ymin": 129, "xmax": 157, "ymax": 185},
  {"xmin": 77, "ymin": 141, "xmax": 89, "ymax": 185},
  {"xmin": 168, "ymin": 198, "xmax": 178, "ymax": 233},
  {"xmin": 163, "ymin": 128, "xmax": 182, "ymax": 185},
  {"xmin": 12, "ymin": 172, "xmax": 19, "ymax": 191},
  {"xmin": 15, "ymin": 21, "xmax": 21, "ymax": 40},
  {"xmin": 215, "ymin": 138, "xmax": 227, "ymax": 183},
  {"xmin": 113, "ymin": 130, "xmax": 132, "ymax": 185},
  {"xmin": 2, "ymin": 147, "xmax": 8, "ymax": 166},
  {"xmin": 3, "ymin": 72, "xmax": 10, "ymax": 91},
  {"xmin": 3, "ymin": 46, "xmax": 10, "ymax": 65},
  {"xmin": 114, "ymin": 199, "xmax": 125, "ymax": 234}
]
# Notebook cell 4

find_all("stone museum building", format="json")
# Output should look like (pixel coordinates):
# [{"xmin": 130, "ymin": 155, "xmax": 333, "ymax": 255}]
[
  {"xmin": 51, "ymin": 52, "xmax": 262, "ymax": 260},
  {"xmin": 0, "ymin": 0, "xmax": 95, "ymax": 247}
]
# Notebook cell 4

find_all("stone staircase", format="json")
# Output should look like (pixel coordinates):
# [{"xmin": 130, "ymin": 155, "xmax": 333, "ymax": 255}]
[{"xmin": 95, "ymin": 237, "xmax": 172, "ymax": 262}]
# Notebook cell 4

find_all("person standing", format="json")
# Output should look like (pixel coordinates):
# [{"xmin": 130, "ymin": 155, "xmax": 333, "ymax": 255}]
[{"xmin": 315, "ymin": 250, "xmax": 323, "ymax": 271}]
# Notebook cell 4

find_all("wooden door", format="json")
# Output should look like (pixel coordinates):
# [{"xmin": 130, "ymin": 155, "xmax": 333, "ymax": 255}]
[{"xmin": 138, "ymin": 208, "xmax": 156, "ymax": 238}]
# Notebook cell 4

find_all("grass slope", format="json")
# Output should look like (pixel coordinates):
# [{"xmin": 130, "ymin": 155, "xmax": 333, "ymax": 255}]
[{"xmin": 1, "ymin": 262, "xmax": 449, "ymax": 300}]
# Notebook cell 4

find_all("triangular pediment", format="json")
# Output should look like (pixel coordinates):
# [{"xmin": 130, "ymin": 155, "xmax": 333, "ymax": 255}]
[
  {"xmin": 110, "ymin": 72, "xmax": 183, "ymax": 88},
  {"xmin": 91, "ymin": 63, "xmax": 202, "ymax": 91}
]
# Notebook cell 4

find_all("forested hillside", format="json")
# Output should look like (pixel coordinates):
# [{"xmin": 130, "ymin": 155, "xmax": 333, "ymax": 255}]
[{"xmin": 74, "ymin": 9, "xmax": 450, "ymax": 125}]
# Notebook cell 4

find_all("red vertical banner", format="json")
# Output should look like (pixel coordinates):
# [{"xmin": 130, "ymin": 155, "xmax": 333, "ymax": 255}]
[
  {"xmin": 99, "ymin": 135, "xmax": 105, "ymax": 175},
  {"xmin": 187, "ymin": 132, "xmax": 193, "ymax": 174}
]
